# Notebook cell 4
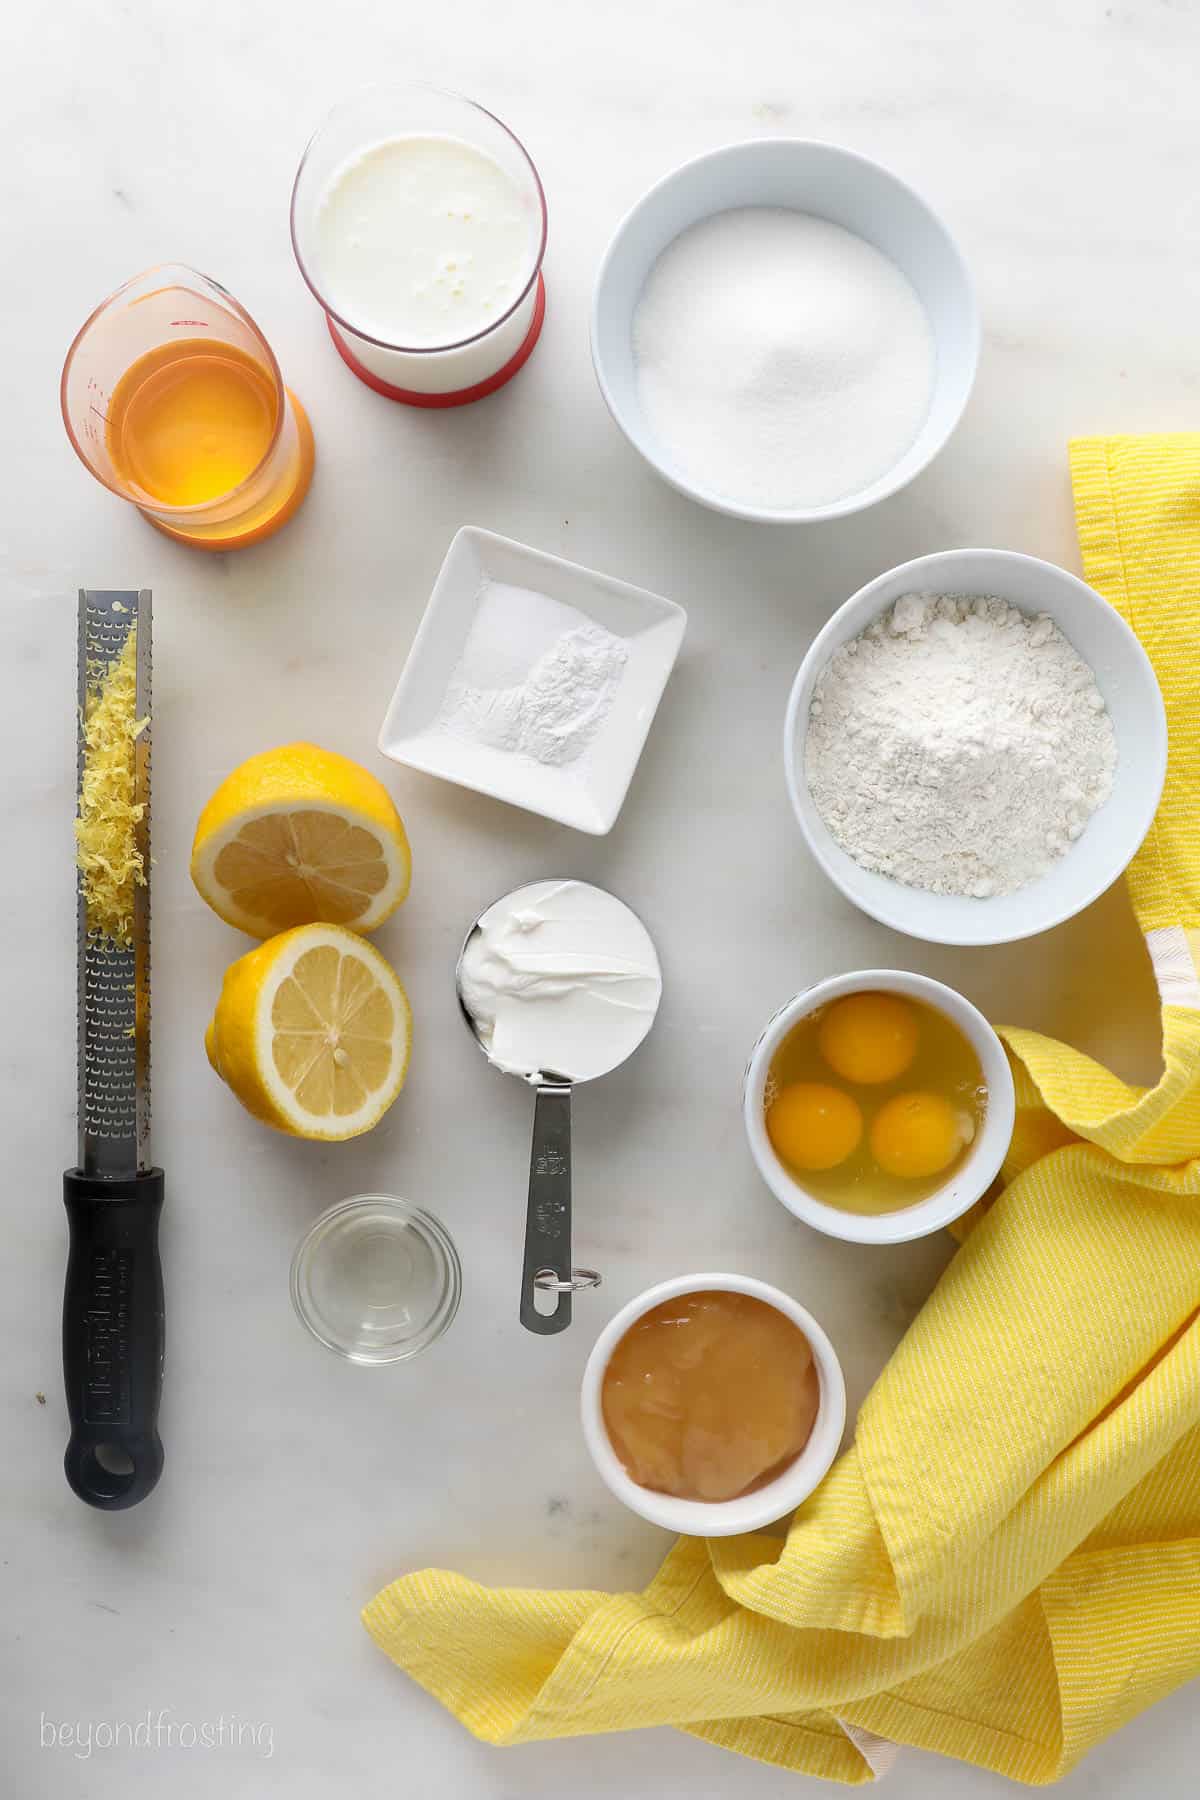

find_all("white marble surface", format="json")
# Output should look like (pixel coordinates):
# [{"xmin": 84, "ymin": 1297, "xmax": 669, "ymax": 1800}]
[{"xmin": 4, "ymin": 1, "xmax": 1198, "ymax": 1793}]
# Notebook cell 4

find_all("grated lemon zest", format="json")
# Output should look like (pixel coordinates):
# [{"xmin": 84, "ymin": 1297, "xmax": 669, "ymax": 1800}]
[{"xmin": 75, "ymin": 630, "xmax": 146, "ymax": 946}]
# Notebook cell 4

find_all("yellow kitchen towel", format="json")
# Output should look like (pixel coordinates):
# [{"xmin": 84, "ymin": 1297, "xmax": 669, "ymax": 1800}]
[{"xmin": 364, "ymin": 436, "xmax": 1200, "ymax": 1786}]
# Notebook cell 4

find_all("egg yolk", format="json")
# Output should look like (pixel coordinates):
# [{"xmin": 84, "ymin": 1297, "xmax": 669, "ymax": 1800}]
[
  {"xmin": 870, "ymin": 1091, "xmax": 964, "ymax": 1179},
  {"xmin": 818, "ymin": 992, "xmax": 919, "ymax": 1085},
  {"xmin": 767, "ymin": 1081, "xmax": 862, "ymax": 1172}
]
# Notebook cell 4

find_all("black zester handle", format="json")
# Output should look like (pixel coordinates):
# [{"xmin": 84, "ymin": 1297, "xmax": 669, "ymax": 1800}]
[{"xmin": 62, "ymin": 1169, "xmax": 164, "ymax": 1509}]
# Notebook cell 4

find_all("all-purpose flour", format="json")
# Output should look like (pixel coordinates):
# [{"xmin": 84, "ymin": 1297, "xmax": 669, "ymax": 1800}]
[
  {"xmin": 632, "ymin": 208, "xmax": 935, "ymax": 511},
  {"xmin": 805, "ymin": 593, "xmax": 1118, "ymax": 898}
]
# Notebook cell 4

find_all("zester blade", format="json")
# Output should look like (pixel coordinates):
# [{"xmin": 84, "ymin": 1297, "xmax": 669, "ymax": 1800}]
[{"xmin": 77, "ymin": 590, "xmax": 151, "ymax": 1178}]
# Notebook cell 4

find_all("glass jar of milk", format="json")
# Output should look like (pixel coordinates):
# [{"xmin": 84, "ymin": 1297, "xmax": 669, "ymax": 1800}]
[{"xmin": 291, "ymin": 85, "xmax": 547, "ymax": 406}]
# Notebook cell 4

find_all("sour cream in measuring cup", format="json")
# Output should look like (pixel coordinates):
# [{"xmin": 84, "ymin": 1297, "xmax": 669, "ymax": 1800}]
[{"xmin": 292, "ymin": 88, "xmax": 548, "ymax": 403}]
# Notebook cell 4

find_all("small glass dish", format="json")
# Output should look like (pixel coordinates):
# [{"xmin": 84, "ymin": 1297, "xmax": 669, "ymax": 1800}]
[{"xmin": 290, "ymin": 1195, "xmax": 462, "ymax": 1364}]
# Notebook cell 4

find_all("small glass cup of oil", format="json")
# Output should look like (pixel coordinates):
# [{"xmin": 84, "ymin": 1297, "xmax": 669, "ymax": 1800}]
[
  {"xmin": 61, "ymin": 264, "xmax": 314, "ymax": 550},
  {"xmin": 744, "ymin": 972, "xmax": 1016, "ymax": 1245}
]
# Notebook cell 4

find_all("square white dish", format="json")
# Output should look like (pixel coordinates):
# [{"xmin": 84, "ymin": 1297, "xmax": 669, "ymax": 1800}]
[{"xmin": 378, "ymin": 527, "xmax": 687, "ymax": 834}]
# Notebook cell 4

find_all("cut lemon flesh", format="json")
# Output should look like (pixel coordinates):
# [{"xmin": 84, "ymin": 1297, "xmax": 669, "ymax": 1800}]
[
  {"xmin": 191, "ymin": 744, "xmax": 411, "ymax": 938},
  {"xmin": 205, "ymin": 923, "xmax": 412, "ymax": 1140},
  {"xmin": 210, "ymin": 805, "xmax": 397, "ymax": 931}
]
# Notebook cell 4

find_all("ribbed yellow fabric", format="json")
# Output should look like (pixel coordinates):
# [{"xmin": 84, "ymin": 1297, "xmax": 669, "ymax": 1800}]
[{"xmin": 363, "ymin": 438, "xmax": 1200, "ymax": 1786}]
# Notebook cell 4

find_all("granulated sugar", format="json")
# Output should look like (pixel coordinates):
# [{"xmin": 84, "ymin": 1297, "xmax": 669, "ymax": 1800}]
[{"xmin": 632, "ymin": 208, "xmax": 935, "ymax": 511}]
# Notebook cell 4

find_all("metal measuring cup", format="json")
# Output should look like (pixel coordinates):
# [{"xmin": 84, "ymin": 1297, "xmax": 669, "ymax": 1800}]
[{"xmin": 456, "ymin": 880, "xmax": 662, "ymax": 1336}]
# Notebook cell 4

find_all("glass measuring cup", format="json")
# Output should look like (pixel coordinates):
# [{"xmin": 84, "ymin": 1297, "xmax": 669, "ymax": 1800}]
[
  {"xmin": 61, "ymin": 264, "xmax": 315, "ymax": 551},
  {"xmin": 456, "ymin": 879, "xmax": 662, "ymax": 1335},
  {"xmin": 291, "ymin": 85, "xmax": 547, "ymax": 407}
]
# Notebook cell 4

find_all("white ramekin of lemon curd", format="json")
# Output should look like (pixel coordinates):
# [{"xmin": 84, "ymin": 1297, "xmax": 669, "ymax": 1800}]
[
  {"xmin": 744, "ymin": 970, "xmax": 1015, "ymax": 1245},
  {"xmin": 581, "ymin": 1273, "xmax": 847, "ymax": 1535}
]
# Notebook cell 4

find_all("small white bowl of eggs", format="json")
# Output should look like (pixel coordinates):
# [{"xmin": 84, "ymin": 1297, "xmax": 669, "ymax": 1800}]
[{"xmin": 744, "ymin": 970, "xmax": 1015, "ymax": 1245}]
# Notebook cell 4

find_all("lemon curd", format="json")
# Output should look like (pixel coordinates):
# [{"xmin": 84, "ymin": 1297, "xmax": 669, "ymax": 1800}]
[
  {"xmin": 602, "ymin": 1291, "xmax": 821, "ymax": 1503},
  {"xmin": 765, "ymin": 992, "xmax": 986, "ymax": 1214}
]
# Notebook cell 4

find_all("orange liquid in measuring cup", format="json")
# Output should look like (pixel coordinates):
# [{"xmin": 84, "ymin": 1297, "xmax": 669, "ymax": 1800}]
[{"xmin": 105, "ymin": 338, "xmax": 277, "ymax": 507}]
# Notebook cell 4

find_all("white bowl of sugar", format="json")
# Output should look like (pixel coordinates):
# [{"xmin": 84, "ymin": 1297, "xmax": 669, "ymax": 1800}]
[
  {"xmin": 784, "ymin": 549, "xmax": 1168, "ymax": 947},
  {"xmin": 591, "ymin": 139, "xmax": 979, "ymax": 523}
]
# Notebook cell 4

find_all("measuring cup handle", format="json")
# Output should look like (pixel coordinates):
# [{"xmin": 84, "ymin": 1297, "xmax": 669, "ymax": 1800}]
[{"xmin": 521, "ymin": 1082, "xmax": 574, "ymax": 1335}]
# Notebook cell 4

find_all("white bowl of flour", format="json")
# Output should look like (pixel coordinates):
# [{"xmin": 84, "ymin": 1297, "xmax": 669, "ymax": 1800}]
[
  {"xmin": 785, "ymin": 549, "xmax": 1167, "ymax": 946},
  {"xmin": 591, "ymin": 139, "xmax": 978, "ymax": 522}
]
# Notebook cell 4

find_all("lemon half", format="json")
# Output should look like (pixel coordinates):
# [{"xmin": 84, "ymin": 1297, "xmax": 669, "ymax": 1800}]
[
  {"xmin": 205, "ymin": 923, "xmax": 412, "ymax": 1140},
  {"xmin": 191, "ymin": 743, "xmax": 411, "ymax": 939}
]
